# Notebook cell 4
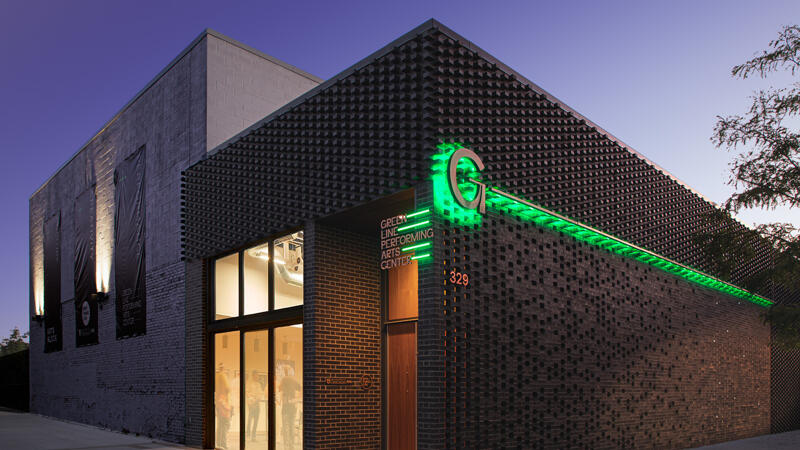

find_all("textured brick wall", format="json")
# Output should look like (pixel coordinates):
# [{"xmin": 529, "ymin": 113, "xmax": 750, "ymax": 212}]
[
  {"xmin": 30, "ymin": 28, "xmax": 321, "ymax": 445},
  {"xmin": 28, "ymin": 35, "xmax": 207, "ymax": 443},
  {"xmin": 180, "ymin": 20, "xmax": 790, "ymax": 447},
  {"xmin": 771, "ymin": 345, "xmax": 800, "ymax": 433},
  {"xmin": 184, "ymin": 259, "xmax": 208, "ymax": 446},
  {"xmin": 428, "ymin": 211, "xmax": 771, "ymax": 449},
  {"xmin": 304, "ymin": 223, "xmax": 382, "ymax": 449},
  {"xmin": 29, "ymin": 260, "xmax": 188, "ymax": 440},
  {"xmin": 206, "ymin": 33, "xmax": 320, "ymax": 151},
  {"xmin": 415, "ymin": 183, "xmax": 447, "ymax": 449}
]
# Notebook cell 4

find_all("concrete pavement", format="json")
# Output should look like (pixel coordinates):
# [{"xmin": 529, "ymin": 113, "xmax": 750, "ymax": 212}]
[
  {"xmin": 0, "ymin": 407, "xmax": 189, "ymax": 450},
  {"xmin": 3, "ymin": 406, "xmax": 800, "ymax": 449},
  {"xmin": 690, "ymin": 430, "xmax": 800, "ymax": 449}
]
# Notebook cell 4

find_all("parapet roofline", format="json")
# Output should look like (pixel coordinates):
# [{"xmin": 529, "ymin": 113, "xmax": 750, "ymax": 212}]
[
  {"xmin": 31, "ymin": 28, "xmax": 322, "ymax": 199},
  {"xmin": 200, "ymin": 18, "xmax": 717, "ymax": 210}
]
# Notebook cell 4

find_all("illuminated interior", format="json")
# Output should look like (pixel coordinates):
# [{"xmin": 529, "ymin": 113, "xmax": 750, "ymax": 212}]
[
  {"xmin": 273, "ymin": 232, "xmax": 303, "ymax": 310},
  {"xmin": 244, "ymin": 243, "xmax": 269, "ymax": 315},
  {"xmin": 216, "ymin": 232, "xmax": 304, "ymax": 321},
  {"xmin": 211, "ymin": 229, "xmax": 304, "ymax": 448},
  {"xmin": 215, "ymin": 331, "xmax": 241, "ymax": 450},
  {"xmin": 244, "ymin": 330, "xmax": 268, "ymax": 449},
  {"xmin": 274, "ymin": 324, "xmax": 302, "ymax": 450},
  {"xmin": 431, "ymin": 143, "xmax": 773, "ymax": 308},
  {"xmin": 215, "ymin": 253, "xmax": 240, "ymax": 320}
]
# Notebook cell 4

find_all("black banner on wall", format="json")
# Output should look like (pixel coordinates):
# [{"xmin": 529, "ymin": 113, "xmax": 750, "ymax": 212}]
[
  {"xmin": 43, "ymin": 212, "xmax": 62, "ymax": 353},
  {"xmin": 74, "ymin": 188, "xmax": 98, "ymax": 346},
  {"xmin": 114, "ymin": 147, "xmax": 146, "ymax": 339}
]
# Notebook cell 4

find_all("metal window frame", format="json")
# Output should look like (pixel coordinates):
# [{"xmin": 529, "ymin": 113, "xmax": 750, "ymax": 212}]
[{"xmin": 208, "ymin": 227, "xmax": 305, "ymax": 450}]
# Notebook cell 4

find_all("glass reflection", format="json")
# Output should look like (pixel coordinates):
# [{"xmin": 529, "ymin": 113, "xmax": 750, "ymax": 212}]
[
  {"xmin": 244, "ymin": 243, "xmax": 269, "ymax": 315},
  {"xmin": 245, "ymin": 330, "xmax": 268, "ymax": 449},
  {"xmin": 275, "ymin": 325, "xmax": 302, "ymax": 450},
  {"xmin": 215, "ymin": 254, "xmax": 239, "ymax": 320},
  {"xmin": 215, "ymin": 331, "xmax": 240, "ymax": 450}
]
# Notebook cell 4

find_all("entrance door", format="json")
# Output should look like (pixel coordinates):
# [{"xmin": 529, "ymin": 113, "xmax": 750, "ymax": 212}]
[
  {"xmin": 385, "ymin": 260, "xmax": 417, "ymax": 450},
  {"xmin": 387, "ymin": 322, "xmax": 416, "ymax": 449}
]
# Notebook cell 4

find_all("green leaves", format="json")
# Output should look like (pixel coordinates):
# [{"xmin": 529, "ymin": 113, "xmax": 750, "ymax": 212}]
[
  {"xmin": 0, "ymin": 327, "xmax": 29, "ymax": 356},
  {"xmin": 732, "ymin": 25, "xmax": 800, "ymax": 78},
  {"xmin": 714, "ymin": 25, "xmax": 800, "ymax": 214},
  {"xmin": 763, "ymin": 304, "xmax": 800, "ymax": 350},
  {"xmin": 705, "ymin": 24, "xmax": 800, "ymax": 341}
]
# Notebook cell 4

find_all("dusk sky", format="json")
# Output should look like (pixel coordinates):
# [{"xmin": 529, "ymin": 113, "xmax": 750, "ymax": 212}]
[{"xmin": 1, "ymin": 0, "xmax": 798, "ymax": 338}]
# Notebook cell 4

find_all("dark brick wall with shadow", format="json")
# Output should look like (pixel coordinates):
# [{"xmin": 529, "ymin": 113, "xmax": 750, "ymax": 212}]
[
  {"xmin": 183, "ymin": 259, "xmax": 207, "ymax": 446},
  {"xmin": 0, "ymin": 350, "xmax": 29, "ymax": 411},
  {"xmin": 435, "ymin": 212, "xmax": 770, "ymax": 449},
  {"xmin": 771, "ymin": 345, "xmax": 800, "ymax": 433},
  {"xmin": 182, "ymin": 20, "xmax": 797, "ymax": 448}
]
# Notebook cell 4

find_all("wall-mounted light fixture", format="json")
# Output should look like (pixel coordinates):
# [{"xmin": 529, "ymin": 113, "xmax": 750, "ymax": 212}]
[{"xmin": 92, "ymin": 291, "xmax": 109, "ymax": 309}]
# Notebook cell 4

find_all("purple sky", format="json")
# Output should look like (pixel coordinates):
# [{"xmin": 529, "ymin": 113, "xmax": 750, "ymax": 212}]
[{"xmin": 1, "ymin": 0, "xmax": 798, "ymax": 338}]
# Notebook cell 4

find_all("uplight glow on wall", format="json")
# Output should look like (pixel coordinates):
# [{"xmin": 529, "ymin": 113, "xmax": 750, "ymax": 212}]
[
  {"xmin": 33, "ymin": 269, "xmax": 44, "ymax": 316},
  {"xmin": 32, "ymin": 223, "xmax": 44, "ymax": 316},
  {"xmin": 431, "ymin": 142, "xmax": 773, "ymax": 308},
  {"xmin": 96, "ymin": 183, "xmax": 113, "ymax": 294}
]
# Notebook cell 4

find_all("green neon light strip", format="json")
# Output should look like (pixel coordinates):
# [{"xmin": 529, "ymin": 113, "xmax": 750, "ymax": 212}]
[
  {"xmin": 405, "ymin": 209, "xmax": 431, "ymax": 219},
  {"xmin": 396, "ymin": 219, "xmax": 431, "ymax": 233},
  {"xmin": 411, "ymin": 252, "xmax": 432, "ymax": 260},
  {"xmin": 401, "ymin": 241, "xmax": 432, "ymax": 252},
  {"xmin": 485, "ymin": 187, "xmax": 773, "ymax": 307},
  {"xmin": 430, "ymin": 143, "xmax": 773, "ymax": 308}
]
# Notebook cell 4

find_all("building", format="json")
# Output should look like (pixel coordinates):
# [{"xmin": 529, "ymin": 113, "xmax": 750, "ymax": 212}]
[
  {"xmin": 31, "ymin": 20, "xmax": 800, "ymax": 449},
  {"xmin": 28, "ymin": 29, "xmax": 320, "ymax": 444}
]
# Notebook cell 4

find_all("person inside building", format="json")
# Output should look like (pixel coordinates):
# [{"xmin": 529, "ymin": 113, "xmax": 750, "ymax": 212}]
[
  {"xmin": 246, "ymin": 370, "xmax": 264, "ymax": 441},
  {"xmin": 278, "ymin": 364, "xmax": 301, "ymax": 449},
  {"xmin": 215, "ymin": 363, "xmax": 232, "ymax": 449}
]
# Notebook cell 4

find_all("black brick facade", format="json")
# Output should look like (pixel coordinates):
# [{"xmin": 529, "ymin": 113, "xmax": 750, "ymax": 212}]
[
  {"xmin": 182, "ymin": 20, "xmax": 797, "ymax": 449},
  {"xmin": 432, "ymin": 212, "xmax": 770, "ymax": 448},
  {"xmin": 184, "ymin": 259, "xmax": 208, "ymax": 446}
]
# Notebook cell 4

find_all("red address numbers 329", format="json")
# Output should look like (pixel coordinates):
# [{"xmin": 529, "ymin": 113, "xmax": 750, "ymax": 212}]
[{"xmin": 449, "ymin": 269, "xmax": 469, "ymax": 286}]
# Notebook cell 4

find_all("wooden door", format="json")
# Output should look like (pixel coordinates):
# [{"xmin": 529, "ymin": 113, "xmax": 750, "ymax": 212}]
[{"xmin": 387, "ymin": 321, "xmax": 417, "ymax": 450}]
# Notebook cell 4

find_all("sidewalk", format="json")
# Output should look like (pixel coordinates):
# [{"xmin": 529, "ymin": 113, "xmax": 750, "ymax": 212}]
[
  {"xmin": 3, "ymin": 405, "xmax": 800, "ymax": 449},
  {"xmin": 691, "ymin": 430, "xmax": 800, "ymax": 449},
  {"xmin": 0, "ymin": 407, "xmax": 189, "ymax": 450}
]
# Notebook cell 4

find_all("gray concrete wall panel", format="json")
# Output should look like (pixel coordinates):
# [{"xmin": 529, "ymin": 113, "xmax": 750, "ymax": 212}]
[{"xmin": 206, "ymin": 34, "xmax": 320, "ymax": 151}]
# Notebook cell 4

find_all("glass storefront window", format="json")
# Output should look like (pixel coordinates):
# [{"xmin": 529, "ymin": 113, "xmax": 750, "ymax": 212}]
[
  {"xmin": 244, "ymin": 243, "xmax": 270, "ymax": 315},
  {"xmin": 244, "ymin": 330, "xmax": 269, "ymax": 449},
  {"xmin": 211, "ymin": 229, "xmax": 304, "ymax": 449},
  {"xmin": 215, "ymin": 254, "xmax": 239, "ymax": 320},
  {"xmin": 215, "ymin": 331, "xmax": 240, "ymax": 450},
  {"xmin": 275, "ymin": 325, "xmax": 303, "ymax": 450},
  {"xmin": 274, "ymin": 232, "xmax": 303, "ymax": 310},
  {"xmin": 215, "ymin": 230, "xmax": 303, "ymax": 321}
]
